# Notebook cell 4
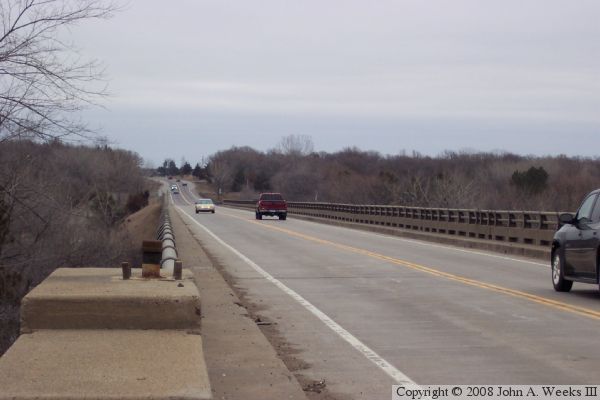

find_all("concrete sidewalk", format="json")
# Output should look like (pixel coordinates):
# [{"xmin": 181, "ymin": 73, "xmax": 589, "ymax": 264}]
[{"xmin": 170, "ymin": 205, "xmax": 308, "ymax": 400}]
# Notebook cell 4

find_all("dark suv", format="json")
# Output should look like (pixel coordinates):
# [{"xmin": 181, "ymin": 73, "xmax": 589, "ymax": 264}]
[{"xmin": 552, "ymin": 189, "xmax": 600, "ymax": 292}]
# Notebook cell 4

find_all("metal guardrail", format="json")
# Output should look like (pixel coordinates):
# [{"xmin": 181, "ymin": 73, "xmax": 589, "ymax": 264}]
[
  {"xmin": 223, "ymin": 199, "xmax": 570, "ymax": 248},
  {"xmin": 157, "ymin": 195, "xmax": 178, "ymax": 274}
]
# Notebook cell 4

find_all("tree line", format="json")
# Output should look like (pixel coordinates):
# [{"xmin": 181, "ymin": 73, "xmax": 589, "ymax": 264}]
[
  {"xmin": 159, "ymin": 136, "xmax": 600, "ymax": 212},
  {"xmin": 157, "ymin": 159, "xmax": 210, "ymax": 181}
]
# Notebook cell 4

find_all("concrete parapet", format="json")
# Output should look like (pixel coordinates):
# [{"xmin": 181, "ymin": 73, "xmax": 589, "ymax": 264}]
[
  {"xmin": 0, "ymin": 329, "xmax": 211, "ymax": 400},
  {"xmin": 21, "ymin": 268, "xmax": 201, "ymax": 332},
  {"xmin": 223, "ymin": 199, "xmax": 563, "ymax": 250},
  {"xmin": 291, "ymin": 213, "xmax": 551, "ymax": 259},
  {"xmin": 222, "ymin": 202, "xmax": 552, "ymax": 260}
]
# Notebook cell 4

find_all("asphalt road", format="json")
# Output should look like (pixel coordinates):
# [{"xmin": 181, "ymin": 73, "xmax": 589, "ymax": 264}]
[{"xmin": 170, "ymin": 182, "xmax": 600, "ymax": 399}]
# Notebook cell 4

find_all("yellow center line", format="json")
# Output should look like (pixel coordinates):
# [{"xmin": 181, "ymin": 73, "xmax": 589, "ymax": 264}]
[{"xmin": 221, "ymin": 210, "xmax": 600, "ymax": 321}]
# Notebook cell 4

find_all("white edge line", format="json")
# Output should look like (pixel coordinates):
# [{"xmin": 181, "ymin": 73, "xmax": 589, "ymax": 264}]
[
  {"xmin": 172, "ymin": 182, "xmax": 194, "ymax": 205},
  {"xmin": 172, "ymin": 201, "xmax": 416, "ymax": 386},
  {"xmin": 180, "ymin": 183, "xmax": 196, "ymax": 205},
  {"xmin": 178, "ymin": 185, "xmax": 193, "ymax": 205}
]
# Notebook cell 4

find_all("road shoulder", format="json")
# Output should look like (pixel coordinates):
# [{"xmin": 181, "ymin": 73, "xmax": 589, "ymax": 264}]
[{"xmin": 170, "ymin": 205, "xmax": 308, "ymax": 400}]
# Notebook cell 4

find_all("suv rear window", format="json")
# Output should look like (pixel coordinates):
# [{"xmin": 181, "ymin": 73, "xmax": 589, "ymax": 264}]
[
  {"xmin": 577, "ymin": 194, "xmax": 597, "ymax": 221},
  {"xmin": 591, "ymin": 195, "xmax": 600, "ymax": 223},
  {"xmin": 260, "ymin": 193, "xmax": 284, "ymax": 201}
]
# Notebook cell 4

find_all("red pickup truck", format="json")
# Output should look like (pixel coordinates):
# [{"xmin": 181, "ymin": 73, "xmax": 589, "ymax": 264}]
[{"xmin": 256, "ymin": 193, "xmax": 287, "ymax": 220}]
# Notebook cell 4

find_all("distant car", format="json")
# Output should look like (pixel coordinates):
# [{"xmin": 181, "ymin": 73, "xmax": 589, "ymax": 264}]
[
  {"xmin": 256, "ymin": 193, "xmax": 287, "ymax": 220},
  {"xmin": 182, "ymin": 183, "xmax": 188, "ymax": 186},
  {"xmin": 551, "ymin": 188, "xmax": 600, "ymax": 292},
  {"xmin": 195, "ymin": 199, "xmax": 215, "ymax": 214},
  {"xmin": 168, "ymin": 176, "xmax": 173, "ymax": 179},
  {"xmin": 176, "ymin": 179, "xmax": 180, "ymax": 182},
  {"xmin": 170, "ymin": 184, "xmax": 177, "ymax": 191}
]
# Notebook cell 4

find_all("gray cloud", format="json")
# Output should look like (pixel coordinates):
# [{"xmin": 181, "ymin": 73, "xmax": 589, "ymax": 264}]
[{"xmin": 74, "ymin": 0, "xmax": 600, "ymax": 163}]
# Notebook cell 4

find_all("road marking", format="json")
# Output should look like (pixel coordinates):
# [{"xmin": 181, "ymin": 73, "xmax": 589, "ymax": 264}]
[
  {"xmin": 369, "ymin": 234, "xmax": 548, "ymax": 267},
  {"xmin": 294, "ymin": 216, "xmax": 548, "ymax": 267},
  {"xmin": 220, "ymin": 210, "xmax": 600, "ymax": 321},
  {"xmin": 224, "ymin": 206, "xmax": 548, "ymax": 267},
  {"xmin": 172, "ymin": 203, "xmax": 416, "ymax": 385},
  {"xmin": 176, "ymin": 186, "xmax": 194, "ymax": 205}
]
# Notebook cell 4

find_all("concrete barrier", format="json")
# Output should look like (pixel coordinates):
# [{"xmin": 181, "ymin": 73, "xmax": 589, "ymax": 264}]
[
  {"xmin": 20, "ymin": 268, "xmax": 201, "ymax": 332},
  {"xmin": 0, "ymin": 267, "xmax": 211, "ymax": 400}
]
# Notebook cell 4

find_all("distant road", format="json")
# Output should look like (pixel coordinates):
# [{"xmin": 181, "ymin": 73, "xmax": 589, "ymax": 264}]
[{"xmin": 170, "ymin": 182, "xmax": 600, "ymax": 399}]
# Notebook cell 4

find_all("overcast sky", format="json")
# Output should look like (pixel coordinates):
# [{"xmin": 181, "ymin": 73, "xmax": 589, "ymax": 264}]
[{"xmin": 74, "ymin": 0, "xmax": 600, "ymax": 166}]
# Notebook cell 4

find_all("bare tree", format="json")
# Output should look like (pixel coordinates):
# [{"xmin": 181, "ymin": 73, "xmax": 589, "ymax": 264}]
[
  {"xmin": 276, "ymin": 134, "xmax": 314, "ymax": 156},
  {"xmin": 208, "ymin": 155, "xmax": 233, "ymax": 197},
  {"xmin": 0, "ymin": 140, "xmax": 150, "ymax": 355},
  {"xmin": 0, "ymin": 0, "xmax": 116, "ymax": 142}
]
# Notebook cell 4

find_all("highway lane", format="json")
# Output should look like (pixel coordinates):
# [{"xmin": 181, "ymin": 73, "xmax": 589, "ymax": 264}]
[{"xmin": 170, "ymin": 183, "xmax": 600, "ymax": 397}]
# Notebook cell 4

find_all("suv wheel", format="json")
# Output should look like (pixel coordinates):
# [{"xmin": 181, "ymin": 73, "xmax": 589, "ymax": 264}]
[
  {"xmin": 552, "ymin": 250, "xmax": 573, "ymax": 292},
  {"xmin": 255, "ymin": 212, "xmax": 262, "ymax": 220}
]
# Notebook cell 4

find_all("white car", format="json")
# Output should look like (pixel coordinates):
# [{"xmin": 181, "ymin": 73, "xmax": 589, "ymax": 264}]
[{"xmin": 195, "ymin": 199, "xmax": 215, "ymax": 214}]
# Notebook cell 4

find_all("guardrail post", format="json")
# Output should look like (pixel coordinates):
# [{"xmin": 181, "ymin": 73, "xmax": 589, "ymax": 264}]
[
  {"xmin": 121, "ymin": 262, "xmax": 131, "ymax": 280},
  {"xmin": 174, "ymin": 260, "xmax": 183, "ymax": 280}
]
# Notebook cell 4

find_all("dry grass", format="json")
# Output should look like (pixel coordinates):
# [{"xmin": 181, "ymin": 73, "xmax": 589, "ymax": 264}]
[{"xmin": 121, "ymin": 201, "xmax": 162, "ymax": 267}]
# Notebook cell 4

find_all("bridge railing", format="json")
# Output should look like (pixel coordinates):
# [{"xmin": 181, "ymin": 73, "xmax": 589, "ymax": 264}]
[
  {"xmin": 157, "ymin": 195, "xmax": 178, "ymax": 273},
  {"xmin": 222, "ymin": 199, "xmax": 568, "ymax": 248}
]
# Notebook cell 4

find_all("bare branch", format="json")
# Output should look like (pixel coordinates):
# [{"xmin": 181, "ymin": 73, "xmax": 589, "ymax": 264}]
[{"xmin": 0, "ymin": 0, "xmax": 117, "ymax": 141}]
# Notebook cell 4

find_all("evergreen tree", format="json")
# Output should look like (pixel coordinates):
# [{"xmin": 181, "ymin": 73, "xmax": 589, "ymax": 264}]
[
  {"xmin": 192, "ymin": 163, "xmax": 202, "ymax": 178},
  {"xmin": 511, "ymin": 166, "xmax": 549, "ymax": 194},
  {"xmin": 181, "ymin": 162, "xmax": 192, "ymax": 176},
  {"xmin": 167, "ymin": 160, "xmax": 179, "ymax": 176}
]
